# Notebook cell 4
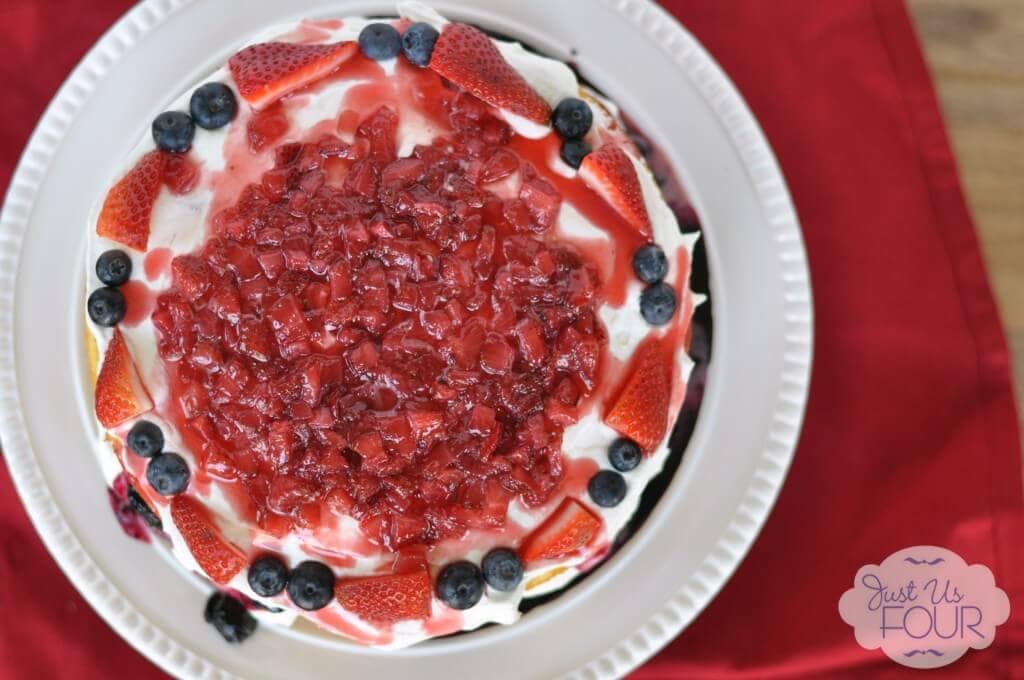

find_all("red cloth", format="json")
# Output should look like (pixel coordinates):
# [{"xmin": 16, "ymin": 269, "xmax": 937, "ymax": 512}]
[{"xmin": 1, "ymin": 1, "xmax": 1021, "ymax": 678}]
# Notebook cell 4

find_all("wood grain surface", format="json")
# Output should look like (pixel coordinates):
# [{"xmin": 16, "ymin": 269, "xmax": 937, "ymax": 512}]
[{"xmin": 908, "ymin": 0, "xmax": 1024, "ymax": 441}]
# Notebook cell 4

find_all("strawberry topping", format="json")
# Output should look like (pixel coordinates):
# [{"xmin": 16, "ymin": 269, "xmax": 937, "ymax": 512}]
[
  {"xmin": 334, "ymin": 570, "xmax": 432, "ymax": 623},
  {"xmin": 579, "ymin": 144, "xmax": 652, "ymax": 238},
  {"xmin": 96, "ymin": 150, "xmax": 165, "ymax": 251},
  {"xmin": 152, "ymin": 101, "xmax": 607, "ymax": 542},
  {"xmin": 170, "ymin": 494, "xmax": 246, "ymax": 585},
  {"xmin": 520, "ymin": 497, "xmax": 602, "ymax": 564},
  {"xmin": 604, "ymin": 334, "xmax": 673, "ymax": 452},
  {"xmin": 429, "ymin": 23, "xmax": 551, "ymax": 128},
  {"xmin": 228, "ymin": 41, "xmax": 358, "ymax": 110},
  {"xmin": 94, "ymin": 328, "xmax": 153, "ymax": 428}
]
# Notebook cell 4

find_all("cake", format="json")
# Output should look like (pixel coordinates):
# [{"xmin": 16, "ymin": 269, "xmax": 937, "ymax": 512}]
[{"xmin": 86, "ymin": 2, "xmax": 698, "ymax": 648}]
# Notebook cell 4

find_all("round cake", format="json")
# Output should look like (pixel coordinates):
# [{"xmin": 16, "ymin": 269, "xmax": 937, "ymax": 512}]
[{"xmin": 86, "ymin": 1, "xmax": 698, "ymax": 648}]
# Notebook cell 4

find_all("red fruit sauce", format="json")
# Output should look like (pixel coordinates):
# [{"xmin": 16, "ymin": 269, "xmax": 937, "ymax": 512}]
[{"xmin": 151, "ymin": 75, "xmax": 610, "ymax": 550}]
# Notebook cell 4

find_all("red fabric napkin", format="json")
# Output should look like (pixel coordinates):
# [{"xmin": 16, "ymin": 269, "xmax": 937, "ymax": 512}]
[{"xmin": 2, "ymin": 1, "xmax": 1021, "ymax": 678}]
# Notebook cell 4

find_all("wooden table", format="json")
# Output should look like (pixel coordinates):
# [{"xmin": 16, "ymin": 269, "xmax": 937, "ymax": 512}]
[{"xmin": 908, "ymin": 0, "xmax": 1024, "ymax": 442}]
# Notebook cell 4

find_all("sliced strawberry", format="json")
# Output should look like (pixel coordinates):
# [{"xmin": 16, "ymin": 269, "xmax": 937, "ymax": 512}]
[
  {"xmin": 170, "ymin": 495, "xmax": 246, "ymax": 585},
  {"xmin": 520, "ymin": 498, "xmax": 602, "ymax": 564},
  {"xmin": 96, "ymin": 151, "xmax": 165, "ymax": 251},
  {"xmin": 579, "ymin": 144, "xmax": 652, "ymax": 238},
  {"xmin": 604, "ymin": 334, "xmax": 673, "ymax": 452},
  {"xmin": 429, "ymin": 23, "xmax": 550, "ymax": 127},
  {"xmin": 228, "ymin": 41, "xmax": 358, "ymax": 110},
  {"xmin": 94, "ymin": 329, "xmax": 153, "ymax": 428},
  {"xmin": 334, "ymin": 570, "xmax": 432, "ymax": 623}
]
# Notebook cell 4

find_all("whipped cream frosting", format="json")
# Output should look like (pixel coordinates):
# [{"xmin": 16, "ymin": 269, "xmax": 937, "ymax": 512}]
[{"xmin": 86, "ymin": 2, "xmax": 697, "ymax": 648}]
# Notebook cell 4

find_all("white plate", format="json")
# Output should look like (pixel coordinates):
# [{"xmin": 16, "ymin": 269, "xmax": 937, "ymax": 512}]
[{"xmin": 0, "ymin": 1, "xmax": 812, "ymax": 677}]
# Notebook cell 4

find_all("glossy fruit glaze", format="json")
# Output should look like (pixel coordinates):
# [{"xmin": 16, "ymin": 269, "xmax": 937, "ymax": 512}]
[{"xmin": 150, "ymin": 55, "xmax": 611, "ymax": 549}]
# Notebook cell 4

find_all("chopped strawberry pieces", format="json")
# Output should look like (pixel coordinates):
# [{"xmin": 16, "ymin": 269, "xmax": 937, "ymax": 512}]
[
  {"xmin": 604, "ymin": 334, "xmax": 673, "ymax": 452},
  {"xmin": 355, "ymin": 106, "xmax": 398, "ymax": 165},
  {"xmin": 520, "ymin": 497, "xmax": 602, "ymax": 564},
  {"xmin": 579, "ymin": 144, "xmax": 652, "ymax": 238},
  {"xmin": 514, "ymin": 317, "xmax": 547, "ymax": 365},
  {"xmin": 247, "ymin": 103, "xmax": 290, "ymax": 152},
  {"xmin": 162, "ymin": 153, "xmax": 200, "ymax": 195},
  {"xmin": 519, "ymin": 168, "xmax": 561, "ymax": 229},
  {"xmin": 267, "ymin": 475, "xmax": 319, "ymax": 514},
  {"xmin": 228, "ymin": 41, "xmax": 358, "ymax": 110},
  {"xmin": 429, "ymin": 23, "xmax": 551, "ymax": 128},
  {"xmin": 334, "ymin": 570, "xmax": 432, "ymax": 623},
  {"xmin": 480, "ymin": 334, "xmax": 514, "ymax": 375},
  {"xmin": 480, "ymin": 148, "xmax": 519, "ymax": 184},
  {"xmin": 151, "ymin": 102, "xmax": 609, "ymax": 542},
  {"xmin": 171, "ymin": 255, "xmax": 214, "ymax": 302},
  {"xmin": 343, "ymin": 158, "xmax": 380, "ymax": 197},
  {"xmin": 94, "ymin": 329, "xmax": 153, "ymax": 428},
  {"xmin": 96, "ymin": 151, "xmax": 164, "ymax": 251},
  {"xmin": 169, "ymin": 495, "xmax": 246, "ymax": 585}
]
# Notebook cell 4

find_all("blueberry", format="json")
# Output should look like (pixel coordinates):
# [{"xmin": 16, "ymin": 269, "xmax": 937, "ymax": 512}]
[
  {"xmin": 632, "ymin": 244, "xmax": 668, "ymax": 284},
  {"xmin": 286, "ymin": 561, "xmax": 335, "ymax": 610},
  {"xmin": 146, "ymin": 452, "xmax": 190, "ymax": 496},
  {"xmin": 87, "ymin": 287, "xmax": 126, "ymax": 327},
  {"xmin": 127, "ymin": 487, "xmax": 163, "ymax": 530},
  {"xmin": 608, "ymin": 437, "xmax": 642, "ymax": 472},
  {"xmin": 95, "ymin": 249, "xmax": 132, "ymax": 286},
  {"xmin": 401, "ymin": 22, "xmax": 439, "ymax": 67},
  {"xmin": 551, "ymin": 98, "xmax": 593, "ymax": 139},
  {"xmin": 560, "ymin": 138, "xmax": 591, "ymax": 169},
  {"xmin": 152, "ymin": 111, "xmax": 195, "ymax": 153},
  {"xmin": 359, "ymin": 23, "xmax": 402, "ymax": 61},
  {"xmin": 204, "ymin": 592, "xmax": 258, "ymax": 643},
  {"xmin": 639, "ymin": 283, "xmax": 677, "ymax": 326},
  {"xmin": 436, "ymin": 561, "xmax": 484, "ymax": 610},
  {"xmin": 588, "ymin": 470, "xmax": 627, "ymax": 507},
  {"xmin": 481, "ymin": 548, "xmax": 523, "ymax": 592},
  {"xmin": 127, "ymin": 420, "xmax": 164, "ymax": 458},
  {"xmin": 190, "ymin": 82, "xmax": 238, "ymax": 130},
  {"xmin": 248, "ymin": 555, "xmax": 289, "ymax": 597}
]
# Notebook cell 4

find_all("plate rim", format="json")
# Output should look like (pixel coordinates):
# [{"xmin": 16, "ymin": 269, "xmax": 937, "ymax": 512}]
[{"xmin": 0, "ymin": 0, "xmax": 813, "ymax": 678}]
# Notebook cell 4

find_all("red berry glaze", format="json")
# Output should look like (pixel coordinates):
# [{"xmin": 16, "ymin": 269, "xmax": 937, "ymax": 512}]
[
  {"xmin": 170, "ymin": 494, "xmax": 247, "ymax": 585},
  {"xmin": 579, "ymin": 144, "xmax": 652, "ymax": 238},
  {"xmin": 95, "ymin": 328, "xmax": 153, "ymax": 428},
  {"xmin": 520, "ymin": 497, "xmax": 602, "ymax": 564},
  {"xmin": 334, "ymin": 570, "xmax": 432, "ymax": 623},
  {"xmin": 604, "ymin": 334, "xmax": 673, "ymax": 453},
  {"xmin": 429, "ymin": 24, "xmax": 551, "ymax": 127},
  {"xmin": 96, "ymin": 150, "xmax": 165, "ymax": 251},
  {"xmin": 229, "ymin": 41, "xmax": 358, "ymax": 110}
]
